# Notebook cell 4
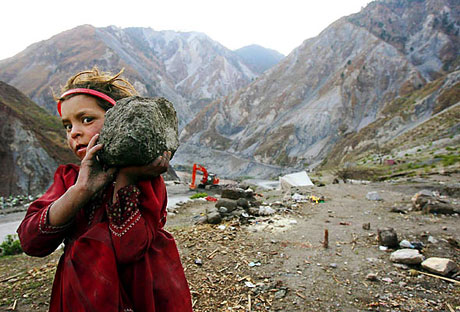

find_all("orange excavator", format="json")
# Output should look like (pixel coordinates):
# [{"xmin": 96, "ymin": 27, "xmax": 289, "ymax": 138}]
[{"xmin": 190, "ymin": 163, "xmax": 220, "ymax": 189}]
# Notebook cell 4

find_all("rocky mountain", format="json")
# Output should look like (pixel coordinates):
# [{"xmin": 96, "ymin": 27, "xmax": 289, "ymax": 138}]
[
  {"xmin": 0, "ymin": 25, "xmax": 263, "ymax": 128},
  {"xmin": 0, "ymin": 81, "xmax": 77, "ymax": 196},
  {"xmin": 234, "ymin": 45, "xmax": 285, "ymax": 74},
  {"xmin": 176, "ymin": 0, "xmax": 459, "ymax": 178}
]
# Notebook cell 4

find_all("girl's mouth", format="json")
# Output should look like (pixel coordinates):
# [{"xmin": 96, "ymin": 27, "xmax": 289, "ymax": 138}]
[{"xmin": 76, "ymin": 144, "xmax": 87, "ymax": 157}]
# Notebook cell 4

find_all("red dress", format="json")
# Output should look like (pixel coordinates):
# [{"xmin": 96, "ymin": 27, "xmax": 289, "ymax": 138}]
[{"xmin": 17, "ymin": 164, "xmax": 193, "ymax": 312}]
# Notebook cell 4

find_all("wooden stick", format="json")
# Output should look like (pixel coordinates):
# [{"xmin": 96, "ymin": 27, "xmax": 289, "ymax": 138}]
[
  {"xmin": 446, "ymin": 302, "xmax": 455, "ymax": 312},
  {"xmin": 0, "ymin": 273, "xmax": 22, "ymax": 283},
  {"xmin": 296, "ymin": 291, "xmax": 307, "ymax": 299},
  {"xmin": 414, "ymin": 270, "xmax": 460, "ymax": 285},
  {"xmin": 323, "ymin": 229, "xmax": 329, "ymax": 249},
  {"xmin": 207, "ymin": 248, "xmax": 219, "ymax": 259},
  {"xmin": 248, "ymin": 293, "xmax": 252, "ymax": 311}
]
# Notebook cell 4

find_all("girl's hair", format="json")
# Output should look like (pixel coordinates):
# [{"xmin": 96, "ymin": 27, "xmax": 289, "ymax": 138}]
[{"xmin": 58, "ymin": 67, "xmax": 137, "ymax": 111}]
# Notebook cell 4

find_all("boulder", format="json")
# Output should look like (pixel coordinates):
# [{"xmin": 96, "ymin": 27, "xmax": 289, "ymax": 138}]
[
  {"xmin": 421, "ymin": 257, "xmax": 458, "ymax": 276},
  {"xmin": 377, "ymin": 227, "xmax": 399, "ymax": 247},
  {"xmin": 389, "ymin": 249, "xmax": 424, "ymax": 264},
  {"xmin": 215, "ymin": 199, "xmax": 238, "ymax": 212},
  {"xmin": 98, "ymin": 97, "xmax": 179, "ymax": 166},
  {"xmin": 221, "ymin": 188, "xmax": 253, "ymax": 200},
  {"xmin": 207, "ymin": 211, "xmax": 222, "ymax": 224},
  {"xmin": 237, "ymin": 198, "xmax": 250, "ymax": 209}
]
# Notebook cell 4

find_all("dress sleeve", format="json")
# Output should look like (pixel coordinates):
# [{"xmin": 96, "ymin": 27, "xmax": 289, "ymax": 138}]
[
  {"xmin": 107, "ymin": 185, "xmax": 153, "ymax": 264},
  {"xmin": 17, "ymin": 165, "xmax": 75, "ymax": 257}
]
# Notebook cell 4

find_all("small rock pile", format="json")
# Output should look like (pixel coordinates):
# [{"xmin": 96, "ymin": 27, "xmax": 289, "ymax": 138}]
[
  {"xmin": 199, "ymin": 186, "xmax": 286, "ymax": 224},
  {"xmin": 373, "ymin": 227, "xmax": 459, "ymax": 279}
]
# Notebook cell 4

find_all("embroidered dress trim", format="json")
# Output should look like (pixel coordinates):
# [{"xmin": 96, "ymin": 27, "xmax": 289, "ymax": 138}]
[
  {"xmin": 39, "ymin": 203, "xmax": 72, "ymax": 234},
  {"xmin": 107, "ymin": 185, "xmax": 141, "ymax": 237}
]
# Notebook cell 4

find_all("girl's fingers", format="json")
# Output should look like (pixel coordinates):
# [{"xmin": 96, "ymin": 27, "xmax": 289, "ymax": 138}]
[
  {"xmin": 87, "ymin": 133, "xmax": 99, "ymax": 149},
  {"xmin": 85, "ymin": 143, "xmax": 103, "ymax": 160},
  {"xmin": 152, "ymin": 156, "xmax": 162, "ymax": 167}
]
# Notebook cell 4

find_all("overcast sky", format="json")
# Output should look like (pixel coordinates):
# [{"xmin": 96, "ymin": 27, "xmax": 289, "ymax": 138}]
[{"xmin": 1, "ymin": 0, "xmax": 371, "ymax": 60}]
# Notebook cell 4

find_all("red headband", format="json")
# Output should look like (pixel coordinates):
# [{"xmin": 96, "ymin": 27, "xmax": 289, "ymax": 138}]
[{"xmin": 57, "ymin": 88, "xmax": 116, "ymax": 116}]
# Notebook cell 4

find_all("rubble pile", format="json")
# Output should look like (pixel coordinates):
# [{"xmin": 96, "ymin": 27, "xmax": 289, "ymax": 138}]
[{"xmin": 411, "ymin": 190, "xmax": 460, "ymax": 214}]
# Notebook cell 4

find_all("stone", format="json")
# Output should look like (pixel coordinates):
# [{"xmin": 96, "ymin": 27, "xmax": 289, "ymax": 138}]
[
  {"xmin": 411, "ymin": 190, "xmax": 433, "ymax": 210},
  {"xmin": 207, "ymin": 211, "xmax": 222, "ymax": 224},
  {"xmin": 237, "ymin": 198, "xmax": 250, "ymax": 209},
  {"xmin": 421, "ymin": 257, "xmax": 458, "ymax": 276},
  {"xmin": 366, "ymin": 191, "xmax": 383, "ymax": 201},
  {"xmin": 218, "ymin": 207, "xmax": 228, "ymax": 214},
  {"xmin": 427, "ymin": 236, "xmax": 438, "ymax": 244},
  {"xmin": 215, "ymin": 199, "xmax": 238, "ymax": 212},
  {"xmin": 194, "ymin": 216, "xmax": 208, "ymax": 225},
  {"xmin": 230, "ymin": 209, "xmax": 245, "ymax": 218},
  {"xmin": 366, "ymin": 273, "xmax": 378, "ymax": 281},
  {"xmin": 411, "ymin": 190, "xmax": 459, "ymax": 214},
  {"xmin": 259, "ymin": 206, "xmax": 276, "ymax": 216},
  {"xmin": 274, "ymin": 289, "xmax": 287, "ymax": 299},
  {"xmin": 390, "ymin": 249, "xmax": 424, "ymax": 264},
  {"xmin": 98, "ymin": 96, "xmax": 179, "ymax": 166},
  {"xmin": 221, "ymin": 188, "xmax": 253, "ymax": 200},
  {"xmin": 248, "ymin": 207, "xmax": 260, "ymax": 215},
  {"xmin": 362, "ymin": 223, "xmax": 370, "ymax": 230},
  {"xmin": 377, "ymin": 227, "xmax": 398, "ymax": 247}
]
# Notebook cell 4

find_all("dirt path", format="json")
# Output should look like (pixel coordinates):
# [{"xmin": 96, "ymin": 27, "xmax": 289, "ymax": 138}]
[{"xmin": 1, "ymin": 178, "xmax": 459, "ymax": 311}]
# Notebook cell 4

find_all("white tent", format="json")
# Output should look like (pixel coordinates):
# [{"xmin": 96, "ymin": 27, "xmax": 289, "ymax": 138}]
[{"xmin": 279, "ymin": 171, "xmax": 314, "ymax": 191}]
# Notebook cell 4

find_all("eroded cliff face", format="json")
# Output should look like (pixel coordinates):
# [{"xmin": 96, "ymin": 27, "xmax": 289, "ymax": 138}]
[
  {"xmin": 0, "ymin": 82, "xmax": 75, "ymax": 196},
  {"xmin": 177, "ymin": 0, "xmax": 459, "ymax": 177},
  {"xmin": 0, "ymin": 113, "xmax": 58, "ymax": 196}
]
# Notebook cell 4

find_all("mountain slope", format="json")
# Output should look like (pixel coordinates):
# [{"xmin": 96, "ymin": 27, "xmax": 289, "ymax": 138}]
[
  {"xmin": 234, "ymin": 44, "xmax": 284, "ymax": 74},
  {"xmin": 177, "ymin": 0, "xmax": 459, "ymax": 177},
  {"xmin": 0, "ymin": 25, "xmax": 260, "ymax": 127},
  {"xmin": 0, "ymin": 81, "xmax": 76, "ymax": 196}
]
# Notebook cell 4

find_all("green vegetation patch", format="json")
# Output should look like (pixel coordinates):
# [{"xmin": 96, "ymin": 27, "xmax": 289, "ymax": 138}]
[
  {"xmin": 190, "ymin": 192, "xmax": 208, "ymax": 199},
  {"xmin": 0, "ymin": 234, "xmax": 23, "ymax": 257}
]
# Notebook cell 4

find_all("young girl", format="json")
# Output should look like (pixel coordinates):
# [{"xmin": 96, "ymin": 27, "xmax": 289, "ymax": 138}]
[{"xmin": 17, "ymin": 68, "xmax": 193, "ymax": 312}]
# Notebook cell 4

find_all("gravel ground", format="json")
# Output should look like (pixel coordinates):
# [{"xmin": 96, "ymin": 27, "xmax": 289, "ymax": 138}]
[{"xmin": 1, "ymin": 174, "xmax": 459, "ymax": 311}]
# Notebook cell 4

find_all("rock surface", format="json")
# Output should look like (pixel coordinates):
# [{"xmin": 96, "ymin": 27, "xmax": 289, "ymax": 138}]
[
  {"xmin": 378, "ymin": 227, "xmax": 399, "ymax": 248},
  {"xmin": 98, "ymin": 97, "xmax": 179, "ymax": 166},
  {"xmin": 421, "ymin": 257, "xmax": 458, "ymax": 276},
  {"xmin": 390, "ymin": 249, "xmax": 424, "ymax": 264},
  {"xmin": 0, "ymin": 81, "xmax": 75, "ymax": 196}
]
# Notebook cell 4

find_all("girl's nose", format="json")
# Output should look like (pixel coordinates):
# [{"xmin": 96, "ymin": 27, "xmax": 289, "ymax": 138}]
[{"xmin": 70, "ymin": 124, "xmax": 82, "ymax": 138}]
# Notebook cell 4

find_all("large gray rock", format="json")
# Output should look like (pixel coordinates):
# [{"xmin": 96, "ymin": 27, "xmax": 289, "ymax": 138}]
[
  {"xmin": 389, "ymin": 249, "xmax": 424, "ymax": 264},
  {"xmin": 98, "ymin": 96, "xmax": 179, "ymax": 166}
]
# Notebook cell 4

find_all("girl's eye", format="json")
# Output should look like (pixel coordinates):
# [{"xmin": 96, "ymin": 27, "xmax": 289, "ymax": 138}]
[
  {"xmin": 82, "ymin": 117, "xmax": 93, "ymax": 124},
  {"xmin": 63, "ymin": 124, "xmax": 72, "ymax": 131}
]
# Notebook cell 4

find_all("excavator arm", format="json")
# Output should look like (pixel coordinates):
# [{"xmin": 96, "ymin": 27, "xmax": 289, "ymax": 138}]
[{"xmin": 190, "ymin": 164, "xmax": 219, "ymax": 189}]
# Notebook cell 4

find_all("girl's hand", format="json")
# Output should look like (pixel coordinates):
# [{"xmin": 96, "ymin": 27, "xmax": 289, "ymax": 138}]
[
  {"xmin": 112, "ymin": 152, "xmax": 170, "ymax": 203},
  {"xmin": 116, "ymin": 151, "xmax": 171, "ymax": 185},
  {"xmin": 75, "ymin": 134, "xmax": 117, "ymax": 197}
]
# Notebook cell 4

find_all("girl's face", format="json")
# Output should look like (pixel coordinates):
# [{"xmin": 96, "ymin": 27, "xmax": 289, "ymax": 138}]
[{"xmin": 60, "ymin": 95, "xmax": 106, "ymax": 160}]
